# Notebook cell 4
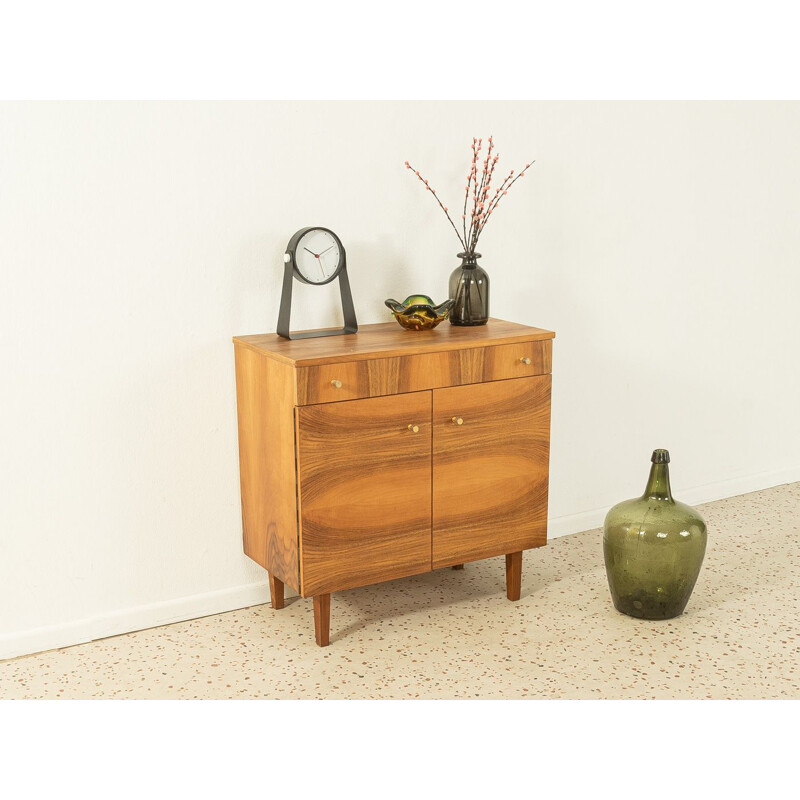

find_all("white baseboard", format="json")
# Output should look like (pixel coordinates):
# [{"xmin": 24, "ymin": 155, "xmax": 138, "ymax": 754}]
[
  {"xmin": 3, "ymin": 465, "xmax": 799, "ymax": 662},
  {"xmin": 547, "ymin": 464, "xmax": 800, "ymax": 540},
  {"xmin": 0, "ymin": 581, "xmax": 272, "ymax": 662}
]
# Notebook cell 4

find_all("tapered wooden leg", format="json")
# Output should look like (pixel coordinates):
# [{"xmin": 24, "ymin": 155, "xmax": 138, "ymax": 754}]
[
  {"xmin": 505, "ymin": 552, "xmax": 522, "ymax": 601},
  {"xmin": 451, "ymin": 564, "xmax": 465, "ymax": 570},
  {"xmin": 313, "ymin": 594, "xmax": 331, "ymax": 647},
  {"xmin": 268, "ymin": 573, "xmax": 284, "ymax": 610}
]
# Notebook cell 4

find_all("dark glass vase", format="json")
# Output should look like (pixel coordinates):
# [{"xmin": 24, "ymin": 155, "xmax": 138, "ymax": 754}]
[
  {"xmin": 448, "ymin": 252, "xmax": 489, "ymax": 326},
  {"xmin": 603, "ymin": 449, "xmax": 708, "ymax": 620}
]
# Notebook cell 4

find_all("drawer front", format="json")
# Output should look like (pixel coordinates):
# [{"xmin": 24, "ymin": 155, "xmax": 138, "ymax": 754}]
[
  {"xmin": 479, "ymin": 340, "xmax": 552, "ymax": 382},
  {"xmin": 295, "ymin": 339, "xmax": 551, "ymax": 405}
]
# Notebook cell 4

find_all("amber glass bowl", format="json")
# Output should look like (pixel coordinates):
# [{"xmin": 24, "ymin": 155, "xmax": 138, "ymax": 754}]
[{"xmin": 385, "ymin": 295, "xmax": 455, "ymax": 331}]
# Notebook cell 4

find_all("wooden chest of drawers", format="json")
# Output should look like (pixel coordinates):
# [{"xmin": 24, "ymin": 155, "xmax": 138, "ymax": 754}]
[{"xmin": 233, "ymin": 318, "xmax": 555, "ymax": 646}]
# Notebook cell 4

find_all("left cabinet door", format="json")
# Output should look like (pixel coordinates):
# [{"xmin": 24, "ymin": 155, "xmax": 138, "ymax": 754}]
[{"xmin": 296, "ymin": 391, "xmax": 433, "ymax": 596}]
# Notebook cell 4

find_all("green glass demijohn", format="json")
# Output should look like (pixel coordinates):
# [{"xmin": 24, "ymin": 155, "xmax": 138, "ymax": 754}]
[{"xmin": 603, "ymin": 449, "xmax": 707, "ymax": 620}]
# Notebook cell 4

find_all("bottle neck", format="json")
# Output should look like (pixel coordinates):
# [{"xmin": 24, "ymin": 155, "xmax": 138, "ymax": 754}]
[
  {"xmin": 643, "ymin": 462, "xmax": 673, "ymax": 501},
  {"xmin": 458, "ymin": 251, "xmax": 481, "ymax": 268}
]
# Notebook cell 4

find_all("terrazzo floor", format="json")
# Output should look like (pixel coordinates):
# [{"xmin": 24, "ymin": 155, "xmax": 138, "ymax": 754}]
[{"xmin": 2, "ymin": 483, "xmax": 799, "ymax": 699}]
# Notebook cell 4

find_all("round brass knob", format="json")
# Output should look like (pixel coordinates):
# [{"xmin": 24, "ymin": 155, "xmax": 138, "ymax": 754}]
[
  {"xmin": 408, "ymin": 424, "xmax": 420, "ymax": 433},
  {"xmin": 520, "ymin": 357, "xmax": 532, "ymax": 365},
  {"xmin": 331, "ymin": 380, "xmax": 342, "ymax": 388},
  {"xmin": 452, "ymin": 416, "xmax": 463, "ymax": 425}
]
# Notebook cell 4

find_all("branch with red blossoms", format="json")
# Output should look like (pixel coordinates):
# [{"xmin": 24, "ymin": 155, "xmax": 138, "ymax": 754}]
[
  {"xmin": 405, "ymin": 160, "xmax": 467, "ymax": 251},
  {"xmin": 462, "ymin": 138, "xmax": 480, "ymax": 247},
  {"xmin": 469, "ymin": 136, "xmax": 501, "ymax": 252},
  {"xmin": 406, "ymin": 137, "xmax": 533, "ymax": 254},
  {"xmin": 475, "ymin": 161, "xmax": 535, "ymax": 241}
]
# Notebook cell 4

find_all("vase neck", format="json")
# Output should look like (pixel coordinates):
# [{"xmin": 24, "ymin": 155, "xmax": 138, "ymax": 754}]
[
  {"xmin": 457, "ymin": 251, "xmax": 481, "ymax": 268},
  {"xmin": 642, "ymin": 451, "xmax": 673, "ymax": 501}
]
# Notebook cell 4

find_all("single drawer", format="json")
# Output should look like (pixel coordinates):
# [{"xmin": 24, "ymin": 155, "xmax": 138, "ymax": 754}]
[
  {"xmin": 296, "ymin": 355, "xmax": 441, "ymax": 405},
  {"xmin": 295, "ymin": 339, "xmax": 552, "ymax": 405},
  {"xmin": 296, "ymin": 361, "xmax": 366, "ymax": 405},
  {"xmin": 479, "ymin": 340, "xmax": 552, "ymax": 382}
]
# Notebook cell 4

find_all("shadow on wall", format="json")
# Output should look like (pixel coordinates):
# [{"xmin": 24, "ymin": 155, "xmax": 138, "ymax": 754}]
[
  {"xmin": 347, "ymin": 234, "xmax": 417, "ymax": 326},
  {"xmin": 227, "ymin": 231, "xmax": 279, "ymax": 334}
]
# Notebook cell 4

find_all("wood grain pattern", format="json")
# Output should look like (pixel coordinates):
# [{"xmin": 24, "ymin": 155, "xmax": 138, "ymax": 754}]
[
  {"xmin": 506, "ymin": 552, "xmax": 522, "ymax": 601},
  {"xmin": 296, "ymin": 391, "xmax": 433, "ymax": 596},
  {"xmin": 432, "ymin": 376, "xmax": 552, "ymax": 569},
  {"xmin": 296, "ymin": 340, "xmax": 552, "ymax": 405},
  {"xmin": 313, "ymin": 594, "xmax": 330, "ymax": 647},
  {"xmin": 268, "ymin": 573, "xmax": 285, "ymax": 610},
  {"xmin": 481, "ymin": 341, "xmax": 553, "ymax": 382},
  {"xmin": 234, "ymin": 343, "xmax": 300, "ymax": 590},
  {"xmin": 234, "ymin": 318, "xmax": 555, "ymax": 367},
  {"xmin": 233, "ymin": 317, "xmax": 555, "ymax": 644}
]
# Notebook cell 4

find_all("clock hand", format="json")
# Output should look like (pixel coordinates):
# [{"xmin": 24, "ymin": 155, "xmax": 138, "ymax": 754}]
[
  {"xmin": 304, "ymin": 247, "xmax": 319, "ymax": 257},
  {"xmin": 316, "ymin": 244, "xmax": 335, "ymax": 278}
]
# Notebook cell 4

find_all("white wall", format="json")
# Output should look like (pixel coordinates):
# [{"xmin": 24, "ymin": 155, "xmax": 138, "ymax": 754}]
[{"xmin": 2, "ymin": 101, "xmax": 799, "ymax": 659}]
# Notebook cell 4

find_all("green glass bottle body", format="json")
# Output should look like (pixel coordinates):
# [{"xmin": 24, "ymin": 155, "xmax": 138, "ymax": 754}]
[{"xmin": 603, "ymin": 450, "xmax": 707, "ymax": 620}]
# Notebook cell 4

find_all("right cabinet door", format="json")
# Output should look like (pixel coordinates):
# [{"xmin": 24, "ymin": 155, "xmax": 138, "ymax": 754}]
[{"xmin": 432, "ymin": 376, "xmax": 552, "ymax": 568}]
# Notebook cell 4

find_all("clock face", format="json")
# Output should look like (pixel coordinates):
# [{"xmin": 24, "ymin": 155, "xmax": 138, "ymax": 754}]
[{"xmin": 293, "ymin": 228, "xmax": 342, "ymax": 284}]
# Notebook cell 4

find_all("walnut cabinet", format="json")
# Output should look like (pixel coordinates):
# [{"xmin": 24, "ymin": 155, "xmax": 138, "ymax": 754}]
[{"xmin": 233, "ymin": 319, "xmax": 555, "ymax": 646}]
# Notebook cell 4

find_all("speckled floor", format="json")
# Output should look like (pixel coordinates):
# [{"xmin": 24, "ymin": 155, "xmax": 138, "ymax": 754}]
[{"xmin": 2, "ymin": 483, "xmax": 799, "ymax": 699}]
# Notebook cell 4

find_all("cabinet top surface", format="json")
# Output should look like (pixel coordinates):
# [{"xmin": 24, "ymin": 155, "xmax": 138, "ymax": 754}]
[{"xmin": 233, "ymin": 318, "xmax": 555, "ymax": 367}]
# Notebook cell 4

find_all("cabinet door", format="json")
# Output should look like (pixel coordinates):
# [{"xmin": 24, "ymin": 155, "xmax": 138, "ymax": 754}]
[
  {"xmin": 432, "ymin": 376, "xmax": 551, "ymax": 568},
  {"xmin": 296, "ymin": 391, "xmax": 432, "ymax": 596}
]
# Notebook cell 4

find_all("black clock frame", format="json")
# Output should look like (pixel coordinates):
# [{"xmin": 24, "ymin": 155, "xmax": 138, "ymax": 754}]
[{"xmin": 276, "ymin": 226, "xmax": 358, "ymax": 340}]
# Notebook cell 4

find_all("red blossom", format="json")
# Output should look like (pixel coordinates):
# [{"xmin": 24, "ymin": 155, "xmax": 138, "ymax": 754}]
[{"xmin": 406, "ymin": 138, "xmax": 534, "ymax": 253}]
